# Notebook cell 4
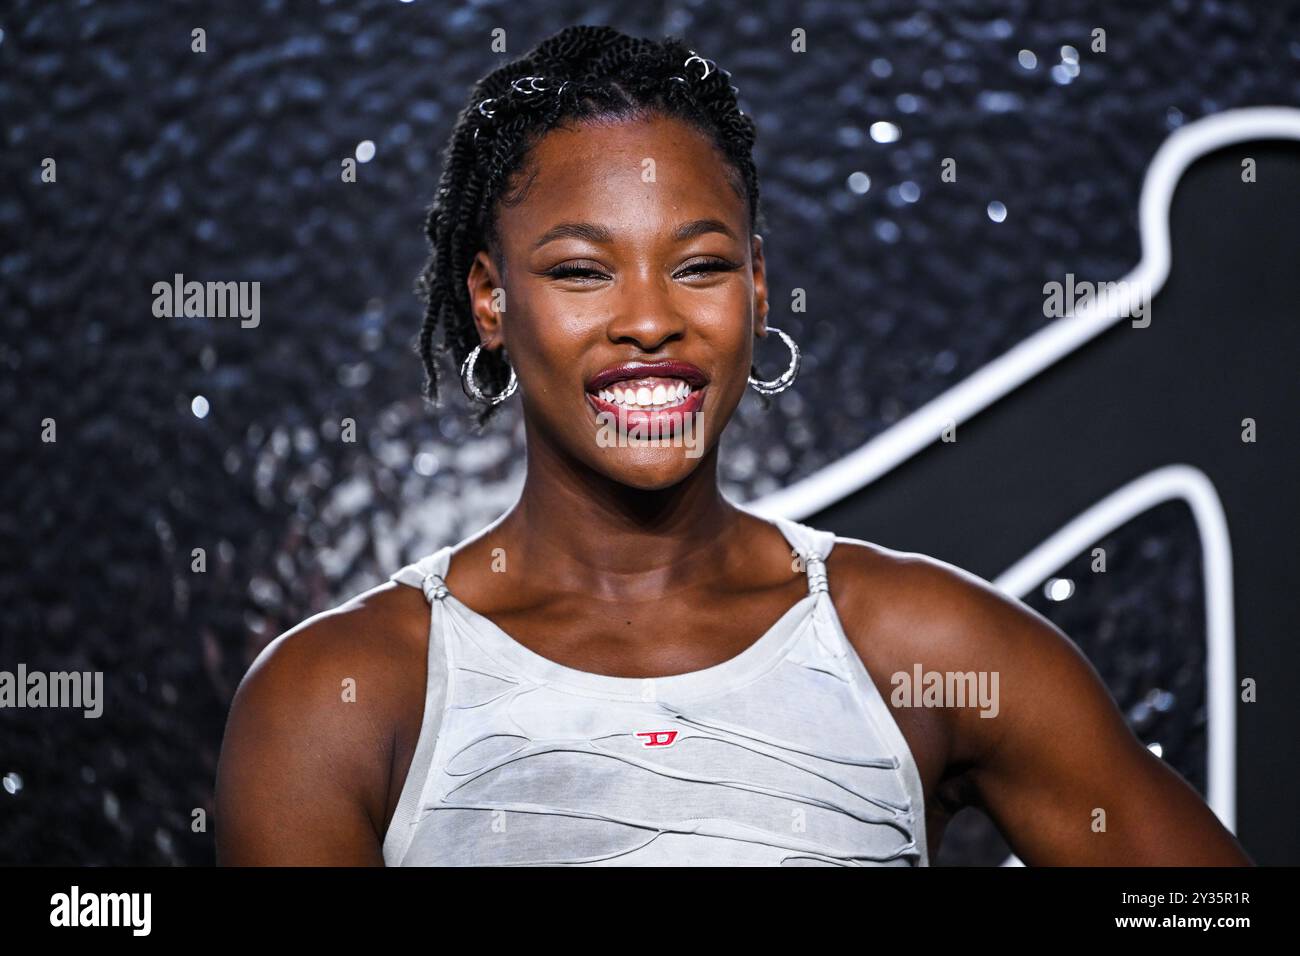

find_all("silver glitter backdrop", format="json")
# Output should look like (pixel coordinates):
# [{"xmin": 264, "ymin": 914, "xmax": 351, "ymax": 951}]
[{"xmin": 3, "ymin": 0, "xmax": 1298, "ymax": 864}]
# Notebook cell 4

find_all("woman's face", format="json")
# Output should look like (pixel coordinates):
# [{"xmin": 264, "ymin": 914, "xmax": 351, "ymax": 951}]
[{"xmin": 467, "ymin": 113, "xmax": 769, "ymax": 490}]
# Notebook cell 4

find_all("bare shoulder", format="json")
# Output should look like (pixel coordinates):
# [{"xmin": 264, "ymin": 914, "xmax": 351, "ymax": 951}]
[
  {"xmin": 233, "ymin": 582, "xmax": 429, "ymax": 709},
  {"xmin": 824, "ymin": 536, "xmax": 1089, "ymax": 764},
  {"xmin": 824, "ymin": 534, "xmax": 1040, "ymax": 653},
  {"xmin": 214, "ymin": 581, "xmax": 430, "ymax": 864}
]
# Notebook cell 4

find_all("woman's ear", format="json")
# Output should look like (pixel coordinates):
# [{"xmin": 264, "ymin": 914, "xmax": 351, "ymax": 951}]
[
  {"xmin": 466, "ymin": 249, "xmax": 506, "ymax": 347},
  {"xmin": 751, "ymin": 233, "xmax": 769, "ymax": 337}
]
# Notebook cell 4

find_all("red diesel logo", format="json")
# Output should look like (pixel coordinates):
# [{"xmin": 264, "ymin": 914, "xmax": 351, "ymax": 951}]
[{"xmin": 635, "ymin": 730, "xmax": 678, "ymax": 747}]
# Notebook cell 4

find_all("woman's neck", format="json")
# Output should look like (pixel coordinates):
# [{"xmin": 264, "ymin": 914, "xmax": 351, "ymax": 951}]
[{"xmin": 489, "ymin": 426, "xmax": 748, "ymax": 602}]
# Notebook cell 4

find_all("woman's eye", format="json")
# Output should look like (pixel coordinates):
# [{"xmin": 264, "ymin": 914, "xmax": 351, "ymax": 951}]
[
  {"xmin": 543, "ymin": 259, "xmax": 739, "ymax": 282},
  {"xmin": 676, "ymin": 259, "xmax": 739, "ymax": 280},
  {"xmin": 544, "ymin": 264, "xmax": 608, "ymax": 282}
]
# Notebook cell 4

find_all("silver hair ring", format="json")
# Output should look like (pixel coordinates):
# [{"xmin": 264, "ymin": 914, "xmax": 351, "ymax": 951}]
[
  {"xmin": 512, "ymin": 75, "xmax": 546, "ymax": 94},
  {"xmin": 460, "ymin": 344, "xmax": 518, "ymax": 405},
  {"xmin": 748, "ymin": 326, "xmax": 801, "ymax": 395},
  {"xmin": 684, "ymin": 51, "xmax": 715, "ymax": 80},
  {"xmin": 472, "ymin": 55, "xmax": 727, "ymax": 115}
]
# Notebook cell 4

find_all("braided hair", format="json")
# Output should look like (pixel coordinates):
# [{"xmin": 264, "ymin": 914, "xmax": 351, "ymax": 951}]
[{"xmin": 414, "ymin": 24, "xmax": 766, "ymax": 426}]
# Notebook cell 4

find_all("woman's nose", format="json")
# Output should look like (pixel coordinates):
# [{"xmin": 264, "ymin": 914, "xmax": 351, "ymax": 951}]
[{"xmin": 604, "ymin": 284, "xmax": 687, "ymax": 351}]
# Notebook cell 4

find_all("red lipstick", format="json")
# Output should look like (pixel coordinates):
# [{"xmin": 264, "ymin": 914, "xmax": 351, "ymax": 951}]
[
  {"xmin": 586, "ymin": 360, "xmax": 708, "ymax": 392},
  {"xmin": 584, "ymin": 360, "xmax": 708, "ymax": 439}
]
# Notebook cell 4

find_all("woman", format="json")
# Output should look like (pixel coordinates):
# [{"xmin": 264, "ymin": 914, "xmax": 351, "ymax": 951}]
[{"xmin": 214, "ymin": 25, "xmax": 1251, "ymax": 866}]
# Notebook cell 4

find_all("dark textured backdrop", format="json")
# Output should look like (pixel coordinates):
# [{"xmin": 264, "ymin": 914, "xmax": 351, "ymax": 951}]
[{"xmin": 3, "ymin": 0, "xmax": 1298, "ymax": 864}]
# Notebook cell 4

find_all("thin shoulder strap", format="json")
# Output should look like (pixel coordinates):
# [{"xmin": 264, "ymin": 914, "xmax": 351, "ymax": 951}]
[
  {"xmin": 383, "ymin": 544, "xmax": 456, "ymax": 866},
  {"xmin": 390, "ymin": 545, "xmax": 454, "ymax": 604},
  {"xmin": 769, "ymin": 515, "xmax": 837, "ymax": 595}
]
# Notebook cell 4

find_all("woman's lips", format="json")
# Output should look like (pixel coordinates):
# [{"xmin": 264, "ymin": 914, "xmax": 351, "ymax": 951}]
[{"xmin": 585, "ymin": 382, "xmax": 706, "ymax": 437}]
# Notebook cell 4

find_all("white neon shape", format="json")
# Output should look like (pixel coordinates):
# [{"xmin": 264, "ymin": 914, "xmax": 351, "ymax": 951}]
[{"xmin": 747, "ymin": 106, "xmax": 1300, "ymax": 860}]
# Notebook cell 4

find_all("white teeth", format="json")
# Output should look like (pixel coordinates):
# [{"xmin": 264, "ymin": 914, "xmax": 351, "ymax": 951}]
[{"xmin": 595, "ymin": 377, "xmax": 695, "ymax": 409}]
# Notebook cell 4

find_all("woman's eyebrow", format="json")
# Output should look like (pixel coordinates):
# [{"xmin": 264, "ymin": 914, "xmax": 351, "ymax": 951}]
[
  {"xmin": 532, "ymin": 217, "xmax": 737, "ymax": 250},
  {"xmin": 532, "ymin": 221, "xmax": 613, "ymax": 250},
  {"xmin": 672, "ymin": 217, "xmax": 737, "ymax": 243}
]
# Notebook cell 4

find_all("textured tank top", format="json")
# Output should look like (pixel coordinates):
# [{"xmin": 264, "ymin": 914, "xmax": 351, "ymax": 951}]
[{"xmin": 383, "ymin": 513, "xmax": 929, "ymax": 866}]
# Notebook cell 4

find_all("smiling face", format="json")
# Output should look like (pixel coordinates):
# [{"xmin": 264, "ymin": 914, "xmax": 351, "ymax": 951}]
[{"xmin": 465, "ymin": 112, "xmax": 769, "ymax": 490}]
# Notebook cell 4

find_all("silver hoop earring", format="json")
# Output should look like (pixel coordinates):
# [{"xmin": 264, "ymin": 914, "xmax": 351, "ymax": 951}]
[
  {"xmin": 748, "ymin": 327, "xmax": 800, "ymax": 395},
  {"xmin": 460, "ymin": 344, "xmax": 518, "ymax": 405}
]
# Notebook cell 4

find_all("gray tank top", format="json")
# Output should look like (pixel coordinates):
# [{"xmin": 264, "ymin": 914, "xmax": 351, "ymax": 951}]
[{"xmin": 383, "ymin": 513, "xmax": 929, "ymax": 866}]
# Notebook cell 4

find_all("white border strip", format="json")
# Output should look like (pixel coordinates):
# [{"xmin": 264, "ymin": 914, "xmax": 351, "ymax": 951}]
[{"xmin": 747, "ymin": 106, "xmax": 1300, "ymax": 521}]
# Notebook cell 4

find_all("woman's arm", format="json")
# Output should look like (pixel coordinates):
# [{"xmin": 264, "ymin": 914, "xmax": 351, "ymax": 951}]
[
  {"xmin": 912, "ymin": 557, "xmax": 1251, "ymax": 865},
  {"xmin": 214, "ymin": 601, "xmax": 404, "ymax": 866}
]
